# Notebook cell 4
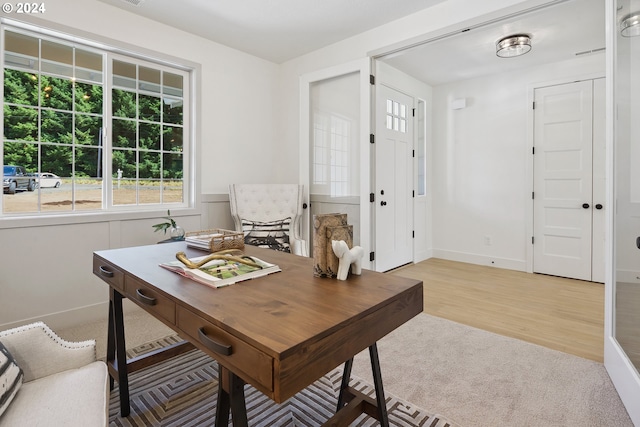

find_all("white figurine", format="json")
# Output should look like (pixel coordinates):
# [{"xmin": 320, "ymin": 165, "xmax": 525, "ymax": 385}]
[{"xmin": 331, "ymin": 240, "xmax": 364, "ymax": 280}]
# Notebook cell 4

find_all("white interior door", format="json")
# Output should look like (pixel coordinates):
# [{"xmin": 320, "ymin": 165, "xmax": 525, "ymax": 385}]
[
  {"xmin": 374, "ymin": 84, "xmax": 413, "ymax": 272},
  {"xmin": 533, "ymin": 80, "xmax": 594, "ymax": 281}
]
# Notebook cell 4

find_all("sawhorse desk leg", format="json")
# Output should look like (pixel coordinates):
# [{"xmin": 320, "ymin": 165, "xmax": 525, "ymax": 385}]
[
  {"xmin": 329, "ymin": 342, "xmax": 389, "ymax": 427},
  {"xmin": 106, "ymin": 288, "xmax": 130, "ymax": 417}
]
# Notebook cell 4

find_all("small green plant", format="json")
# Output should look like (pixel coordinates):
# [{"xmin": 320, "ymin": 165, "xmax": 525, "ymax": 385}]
[{"xmin": 152, "ymin": 209, "xmax": 177, "ymax": 234}]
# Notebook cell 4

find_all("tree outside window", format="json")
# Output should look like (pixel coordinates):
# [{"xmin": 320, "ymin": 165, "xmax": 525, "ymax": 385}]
[{"xmin": 1, "ymin": 28, "xmax": 189, "ymax": 215}]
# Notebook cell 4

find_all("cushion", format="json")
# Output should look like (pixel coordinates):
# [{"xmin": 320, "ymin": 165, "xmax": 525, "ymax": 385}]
[
  {"xmin": 242, "ymin": 217, "xmax": 291, "ymax": 252},
  {"xmin": 0, "ymin": 361, "xmax": 108, "ymax": 427},
  {"xmin": 0, "ymin": 341, "xmax": 23, "ymax": 418}
]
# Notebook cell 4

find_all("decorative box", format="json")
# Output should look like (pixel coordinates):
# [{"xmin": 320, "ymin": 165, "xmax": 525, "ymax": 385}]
[{"xmin": 313, "ymin": 213, "xmax": 348, "ymax": 277}]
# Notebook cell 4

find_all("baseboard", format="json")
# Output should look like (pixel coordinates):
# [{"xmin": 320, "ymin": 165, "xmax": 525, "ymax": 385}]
[
  {"xmin": 431, "ymin": 249, "xmax": 526, "ymax": 272},
  {"xmin": 615, "ymin": 268, "xmax": 640, "ymax": 284},
  {"xmin": 0, "ymin": 299, "xmax": 143, "ymax": 332},
  {"xmin": 414, "ymin": 248, "xmax": 432, "ymax": 264}
]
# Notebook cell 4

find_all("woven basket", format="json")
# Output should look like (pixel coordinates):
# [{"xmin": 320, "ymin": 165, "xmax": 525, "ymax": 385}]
[{"xmin": 185, "ymin": 228, "xmax": 244, "ymax": 252}]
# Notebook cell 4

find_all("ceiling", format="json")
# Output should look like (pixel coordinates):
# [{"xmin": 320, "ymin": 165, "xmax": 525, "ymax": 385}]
[
  {"xmin": 96, "ymin": 0, "xmax": 446, "ymax": 64},
  {"xmin": 97, "ymin": 0, "xmax": 605, "ymax": 86},
  {"xmin": 380, "ymin": 0, "xmax": 606, "ymax": 86}
]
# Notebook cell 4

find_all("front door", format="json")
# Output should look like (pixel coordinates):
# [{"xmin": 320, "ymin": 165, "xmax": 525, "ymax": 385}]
[
  {"xmin": 533, "ymin": 79, "xmax": 604, "ymax": 281},
  {"xmin": 374, "ymin": 84, "xmax": 414, "ymax": 272}
]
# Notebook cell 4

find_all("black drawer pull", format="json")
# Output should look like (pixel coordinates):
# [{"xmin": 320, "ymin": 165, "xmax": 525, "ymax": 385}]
[
  {"xmin": 198, "ymin": 327, "xmax": 232, "ymax": 356},
  {"xmin": 135, "ymin": 289, "xmax": 157, "ymax": 306},
  {"xmin": 99, "ymin": 266, "xmax": 114, "ymax": 278}
]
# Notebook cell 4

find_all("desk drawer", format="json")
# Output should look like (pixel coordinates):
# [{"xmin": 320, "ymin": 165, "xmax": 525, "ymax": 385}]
[
  {"xmin": 93, "ymin": 258, "xmax": 124, "ymax": 291},
  {"xmin": 177, "ymin": 306, "xmax": 273, "ymax": 392},
  {"xmin": 124, "ymin": 276, "xmax": 176, "ymax": 325}
]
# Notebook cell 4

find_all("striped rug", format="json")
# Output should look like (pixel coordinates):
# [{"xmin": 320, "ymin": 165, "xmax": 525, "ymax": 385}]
[{"xmin": 108, "ymin": 336, "xmax": 458, "ymax": 426}]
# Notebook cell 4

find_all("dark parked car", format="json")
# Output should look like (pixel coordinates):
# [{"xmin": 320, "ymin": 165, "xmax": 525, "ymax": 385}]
[{"xmin": 3, "ymin": 165, "xmax": 36, "ymax": 194}]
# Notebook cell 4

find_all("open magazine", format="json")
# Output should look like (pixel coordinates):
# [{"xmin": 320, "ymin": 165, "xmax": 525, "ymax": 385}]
[{"xmin": 160, "ymin": 253, "xmax": 280, "ymax": 288}]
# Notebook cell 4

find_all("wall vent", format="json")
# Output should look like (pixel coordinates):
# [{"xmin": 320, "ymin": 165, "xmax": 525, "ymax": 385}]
[{"xmin": 575, "ymin": 47, "xmax": 606, "ymax": 56}]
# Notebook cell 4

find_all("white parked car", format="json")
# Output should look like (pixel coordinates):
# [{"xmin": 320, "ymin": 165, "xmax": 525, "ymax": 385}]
[{"xmin": 36, "ymin": 173, "xmax": 62, "ymax": 188}]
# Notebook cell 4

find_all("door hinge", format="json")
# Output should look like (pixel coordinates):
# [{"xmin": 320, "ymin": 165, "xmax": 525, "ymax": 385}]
[
  {"xmin": 370, "ymin": 193, "xmax": 375, "ymax": 203},
  {"xmin": 412, "ymin": 149, "xmax": 415, "ymax": 158},
  {"xmin": 369, "ymin": 252, "xmax": 375, "ymax": 262},
  {"xmin": 412, "ymin": 190, "xmax": 415, "ymax": 198},
  {"xmin": 532, "ymin": 191, "xmax": 535, "ymax": 199},
  {"xmin": 532, "ymin": 146, "xmax": 535, "ymax": 155},
  {"xmin": 370, "ymin": 74, "xmax": 375, "ymax": 85},
  {"xmin": 532, "ymin": 101, "xmax": 536, "ymax": 109},
  {"xmin": 532, "ymin": 236, "xmax": 535, "ymax": 244},
  {"xmin": 412, "ymin": 108, "xmax": 415, "ymax": 117},
  {"xmin": 412, "ymin": 230, "xmax": 415, "ymax": 238},
  {"xmin": 370, "ymin": 134, "xmax": 375, "ymax": 144}
]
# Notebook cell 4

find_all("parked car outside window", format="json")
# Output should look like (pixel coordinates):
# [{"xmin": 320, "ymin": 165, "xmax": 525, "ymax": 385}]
[
  {"xmin": 35, "ymin": 173, "xmax": 62, "ymax": 188},
  {"xmin": 3, "ymin": 165, "xmax": 36, "ymax": 194}
]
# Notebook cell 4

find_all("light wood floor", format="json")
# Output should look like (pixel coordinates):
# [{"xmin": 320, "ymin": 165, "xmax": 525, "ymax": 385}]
[{"xmin": 390, "ymin": 258, "xmax": 604, "ymax": 362}]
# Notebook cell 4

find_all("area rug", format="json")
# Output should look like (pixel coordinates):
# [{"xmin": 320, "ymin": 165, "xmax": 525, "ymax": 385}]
[{"xmin": 108, "ymin": 335, "xmax": 459, "ymax": 426}]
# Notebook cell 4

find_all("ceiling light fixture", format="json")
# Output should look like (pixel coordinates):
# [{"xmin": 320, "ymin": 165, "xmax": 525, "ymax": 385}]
[
  {"xmin": 621, "ymin": 13, "xmax": 640, "ymax": 37},
  {"xmin": 496, "ymin": 34, "xmax": 532, "ymax": 58}
]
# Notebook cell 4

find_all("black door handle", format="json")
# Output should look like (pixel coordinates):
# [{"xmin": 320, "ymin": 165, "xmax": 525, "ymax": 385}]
[
  {"xmin": 582, "ymin": 203, "xmax": 590, "ymax": 209},
  {"xmin": 381, "ymin": 201, "xmax": 387, "ymax": 206},
  {"xmin": 595, "ymin": 204, "xmax": 603, "ymax": 210}
]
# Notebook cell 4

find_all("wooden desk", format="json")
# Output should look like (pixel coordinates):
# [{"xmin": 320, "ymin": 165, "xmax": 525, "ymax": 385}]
[{"xmin": 93, "ymin": 243, "xmax": 422, "ymax": 426}]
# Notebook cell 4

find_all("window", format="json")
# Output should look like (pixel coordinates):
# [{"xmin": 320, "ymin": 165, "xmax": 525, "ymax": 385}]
[
  {"xmin": 1, "ymin": 25, "xmax": 191, "ymax": 216},
  {"xmin": 312, "ymin": 111, "xmax": 352, "ymax": 197},
  {"xmin": 385, "ymin": 98, "xmax": 407, "ymax": 133},
  {"xmin": 416, "ymin": 99, "xmax": 426, "ymax": 196}
]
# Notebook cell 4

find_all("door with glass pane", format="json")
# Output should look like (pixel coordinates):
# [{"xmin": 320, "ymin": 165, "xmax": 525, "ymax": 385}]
[{"xmin": 375, "ymin": 84, "xmax": 414, "ymax": 272}]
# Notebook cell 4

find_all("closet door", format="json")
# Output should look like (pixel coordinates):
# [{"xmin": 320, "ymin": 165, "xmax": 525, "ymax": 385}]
[{"xmin": 533, "ymin": 80, "xmax": 594, "ymax": 281}]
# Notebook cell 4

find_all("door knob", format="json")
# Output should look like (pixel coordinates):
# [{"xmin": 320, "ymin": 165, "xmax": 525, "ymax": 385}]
[
  {"xmin": 381, "ymin": 201, "xmax": 387, "ymax": 206},
  {"xmin": 582, "ymin": 203, "xmax": 590, "ymax": 209},
  {"xmin": 595, "ymin": 204, "xmax": 603, "ymax": 210}
]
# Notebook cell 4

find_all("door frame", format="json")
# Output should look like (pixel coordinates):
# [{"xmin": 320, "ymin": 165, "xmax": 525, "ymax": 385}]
[
  {"xmin": 299, "ymin": 57, "xmax": 373, "ymax": 269},
  {"xmin": 525, "ymin": 73, "xmax": 605, "ymax": 275}
]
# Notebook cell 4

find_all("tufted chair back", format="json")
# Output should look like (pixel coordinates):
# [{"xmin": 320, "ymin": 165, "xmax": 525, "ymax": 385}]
[{"xmin": 229, "ymin": 184, "xmax": 307, "ymax": 256}]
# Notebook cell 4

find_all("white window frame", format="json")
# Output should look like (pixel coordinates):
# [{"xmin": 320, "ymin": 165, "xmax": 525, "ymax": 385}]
[{"xmin": 0, "ymin": 18, "xmax": 199, "ymax": 227}]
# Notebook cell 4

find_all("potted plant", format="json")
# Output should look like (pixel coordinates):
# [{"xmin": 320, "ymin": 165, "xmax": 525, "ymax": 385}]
[{"xmin": 152, "ymin": 210, "xmax": 185, "ymax": 240}]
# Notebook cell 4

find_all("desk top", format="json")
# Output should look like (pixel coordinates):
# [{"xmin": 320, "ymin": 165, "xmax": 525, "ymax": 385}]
[{"xmin": 94, "ymin": 242, "xmax": 423, "ymax": 401}]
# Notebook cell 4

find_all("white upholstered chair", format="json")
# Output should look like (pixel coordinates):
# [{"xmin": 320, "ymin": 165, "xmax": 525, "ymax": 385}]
[
  {"xmin": 0, "ymin": 322, "xmax": 109, "ymax": 427},
  {"xmin": 229, "ymin": 184, "xmax": 308, "ymax": 256}
]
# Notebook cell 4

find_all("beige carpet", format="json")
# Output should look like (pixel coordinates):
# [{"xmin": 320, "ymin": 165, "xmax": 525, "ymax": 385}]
[
  {"xmin": 351, "ymin": 314, "xmax": 633, "ymax": 427},
  {"xmin": 59, "ymin": 309, "xmax": 633, "ymax": 427}
]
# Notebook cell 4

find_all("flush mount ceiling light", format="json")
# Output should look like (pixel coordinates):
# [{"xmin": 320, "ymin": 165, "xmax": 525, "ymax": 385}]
[
  {"xmin": 621, "ymin": 13, "xmax": 640, "ymax": 37},
  {"xmin": 496, "ymin": 34, "xmax": 532, "ymax": 58}
]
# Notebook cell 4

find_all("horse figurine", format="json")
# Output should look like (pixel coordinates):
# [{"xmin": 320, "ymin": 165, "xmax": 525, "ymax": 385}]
[{"xmin": 331, "ymin": 240, "xmax": 364, "ymax": 280}]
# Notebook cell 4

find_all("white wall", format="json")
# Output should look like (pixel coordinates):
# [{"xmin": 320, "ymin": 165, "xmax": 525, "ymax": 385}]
[
  {"xmin": 431, "ymin": 53, "xmax": 605, "ymax": 270},
  {"xmin": 276, "ymin": 0, "xmax": 546, "ymax": 183}
]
